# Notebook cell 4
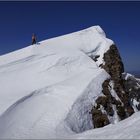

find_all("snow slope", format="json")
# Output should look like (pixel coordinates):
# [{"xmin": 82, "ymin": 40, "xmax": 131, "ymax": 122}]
[
  {"xmin": 0, "ymin": 26, "xmax": 140, "ymax": 139},
  {"xmin": 70, "ymin": 111, "xmax": 140, "ymax": 139}
]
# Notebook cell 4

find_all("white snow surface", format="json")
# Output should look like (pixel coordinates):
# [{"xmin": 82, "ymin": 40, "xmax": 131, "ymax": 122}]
[
  {"xmin": 0, "ymin": 26, "xmax": 140, "ymax": 139},
  {"xmin": 70, "ymin": 111, "xmax": 140, "ymax": 139}
]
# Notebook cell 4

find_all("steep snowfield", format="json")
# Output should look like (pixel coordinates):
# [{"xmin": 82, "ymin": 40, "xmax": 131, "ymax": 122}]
[
  {"xmin": 0, "ymin": 26, "xmax": 139, "ymax": 139},
  {"xmin": 71, "ymin": 111, "xmax": 140, "ymax": 139}
]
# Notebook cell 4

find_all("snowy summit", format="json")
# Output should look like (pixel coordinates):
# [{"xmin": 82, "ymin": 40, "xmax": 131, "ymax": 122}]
[{"xmin": 0, "ymin": 26, "xmax": 140, "ymax": 139}]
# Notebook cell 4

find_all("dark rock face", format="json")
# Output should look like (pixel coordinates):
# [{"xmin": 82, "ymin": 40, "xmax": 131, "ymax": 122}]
[
  {"xmin": 90, "ymin": 108, "xmax": 109, "ymax": 128},
  {"xmin": 92, "ymin": 55, "xmax": 100, "ymax": 62},
  {"xmin": 90, "ymin": 44, "xmax": 137, "ymax": 128},
  {"xmin": 102, "ymin": 45, "xmax": 134, "ymax": 117},
  {"xmin": 102, "ymin": 44, "xmax": 124, "ymax": 78},
  {"xmin": 122, "ymin": 73, "xmax": 140, "ymax": 111}
]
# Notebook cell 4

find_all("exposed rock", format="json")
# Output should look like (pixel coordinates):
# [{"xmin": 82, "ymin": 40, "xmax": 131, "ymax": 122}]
[
  {"xmin": 93, "ymin": 55, "xmax": 100, "ymax": 62},
  {"xmin": 102, "ymin": 44, "xmax": 124, "ymax": 78},
  {"xmin": 90, "ymin": 44, "xmax": 137, "ymax": 128},
  {"xmin": 102, "ymin": 79, "xmax": 111, "ymax": 97},
  {"xmin": 101, "ymin": 44, "xmax": 134, "ymax": 117},
  {"xmin": 116, "ymin": 105, "xmax": 126, "ymax": 120},
  {"xmin": 90, "ymin": 108, "xmax": 109, "ymax": 128},
  {"xmin": 89, "ymin": 54, "xmax": 100, "ymax": 62},
  {"xmin": 122, "ymin": 73, "xmax": 140, "ymax": 111}
]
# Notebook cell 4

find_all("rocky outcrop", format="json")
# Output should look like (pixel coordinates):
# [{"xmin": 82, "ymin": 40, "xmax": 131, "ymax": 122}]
[
  {"xmin": 122, "ymin": 73, "xmax": 140, "ymax": 111},
  {"xmin": 90, "ymin": 44, "xmax": 137, "ymax": 128},
  {"xmin": 90, "ymin": 107, "xmax": 109, "ymax": 128},
  {"xmin": 102, "ymin": 45, "xmax": 134, "ymax": 116}
]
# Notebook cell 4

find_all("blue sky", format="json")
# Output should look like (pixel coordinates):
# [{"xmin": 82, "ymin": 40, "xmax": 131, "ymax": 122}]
[{"xmin": 0, "ymin": 1, "xmax": 140, "ymax": 72}]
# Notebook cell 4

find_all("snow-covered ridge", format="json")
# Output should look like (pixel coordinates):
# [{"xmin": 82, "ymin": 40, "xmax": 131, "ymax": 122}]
[
  {"xmin": 0, "ymin": 25, "xmax": 127, "ymax": 139},
  {"xmin": 0, "ymin": 25, "xmax": 113, "ymax": 66}
]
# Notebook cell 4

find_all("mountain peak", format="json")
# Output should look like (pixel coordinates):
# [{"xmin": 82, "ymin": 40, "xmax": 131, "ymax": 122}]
[
  {"xmin": 82, "ymin": 25, "xmax": 106, "ymax": 37},
  {"xmin": 0, "ymin": 25, "xmax": 113, "ymax": 67},
  {"xmin": 0, "ymin": 26, "xmax": 139, "ymax": 139}
]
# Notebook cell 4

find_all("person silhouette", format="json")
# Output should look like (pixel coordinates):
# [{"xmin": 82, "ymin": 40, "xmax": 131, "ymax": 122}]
[{"xmin": 32, "ymin": 33, "xmax": 37, "ymax": 45}]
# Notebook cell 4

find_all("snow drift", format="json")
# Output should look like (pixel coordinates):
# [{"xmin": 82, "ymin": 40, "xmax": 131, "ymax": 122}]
[{"xmin": 0, "ymin": 25, "xmax": 140, "ymax": 139}]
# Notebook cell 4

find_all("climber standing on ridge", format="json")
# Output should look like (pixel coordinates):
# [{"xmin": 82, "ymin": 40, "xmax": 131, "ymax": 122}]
[{"xmin": 32, "ymin": 33, "xmax": 37, "ymax": 45}]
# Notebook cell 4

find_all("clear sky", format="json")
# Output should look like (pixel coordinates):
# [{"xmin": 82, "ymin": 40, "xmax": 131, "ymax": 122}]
[{"xmin": 0, "ymin": 1, "xmax": 140, "ymax": 72}]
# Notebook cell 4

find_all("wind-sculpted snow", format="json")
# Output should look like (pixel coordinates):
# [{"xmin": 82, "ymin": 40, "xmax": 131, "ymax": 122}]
[
  {"xmin": 0, "ymin": 69, "xmax": 104, "ymax": 138},
  {"xmin": 0, "ymin": 26, "xmax": 139, "ymax": 139},
  {"xmin": 70, "ymin": 111, "xmax": 140, "ymax": 139},
  {"xmin": 0, "ymin": 26, "xmax": 113, "ymax": 67},
  {"xmin": 64, "ymin": 70, "xmax": 109, "ymax": 133}
]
